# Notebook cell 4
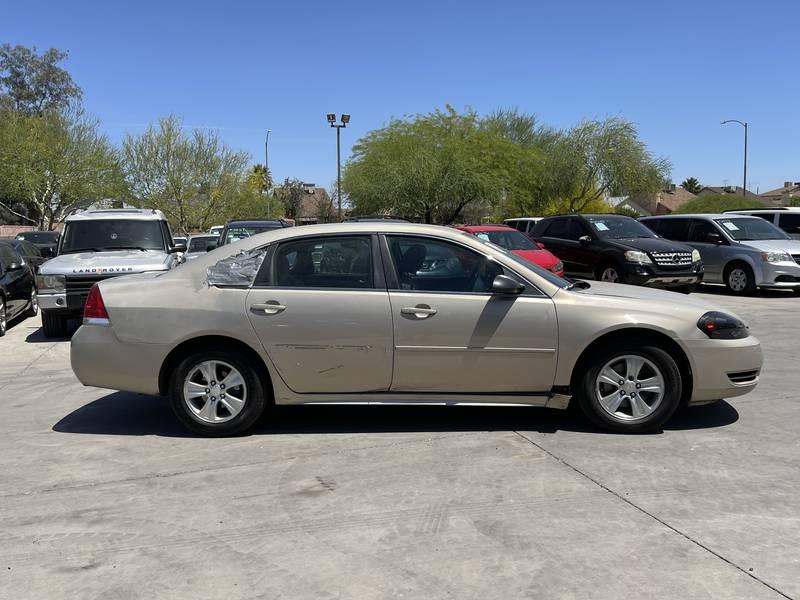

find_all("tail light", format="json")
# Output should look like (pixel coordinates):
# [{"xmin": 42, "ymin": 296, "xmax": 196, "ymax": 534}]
[{"xmin": 83, "ymin": 284, "xmax": 110, "ymax": 324}]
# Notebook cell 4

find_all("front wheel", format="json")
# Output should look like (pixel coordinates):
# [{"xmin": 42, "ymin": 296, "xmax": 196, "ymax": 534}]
[
  {"xmin": 24, "ymin": 289, "xmax": 39, "ymax": 317},
  {"xmin": 724, "ymin": 263, "xmax": 756, "ymax": 295},
  {"xmin": 578, "ymin": 345, "xmax": 682, "ymax": 433},
  {"xmin": 169, "ymin": 350, "xmax": 266, "ymax": 436},
  {"xmin": 597, "ymin": 263, "xmax": 625, "ymax": 284}
]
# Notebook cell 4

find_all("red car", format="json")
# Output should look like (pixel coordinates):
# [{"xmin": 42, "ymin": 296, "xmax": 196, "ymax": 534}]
[{"xmin": 457, "ymin": 225, "xmax": 565, "ymax": 277}]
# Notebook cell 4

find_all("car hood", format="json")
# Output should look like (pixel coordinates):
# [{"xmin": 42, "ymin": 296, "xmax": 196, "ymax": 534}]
[
  {"xmin": 39, "ymin": 250, "xmax": 171, "ymax": 276},
  {"xmin": 605, "ymin": 237, "xmax": 694, "ymax": 253},
  {"xmin": 733, "ymin": 238, "xmax": 800, "ymax": 253},
  {"xmin": 512, "ymin": 249, "xmax": 561, "ymax": 269}
]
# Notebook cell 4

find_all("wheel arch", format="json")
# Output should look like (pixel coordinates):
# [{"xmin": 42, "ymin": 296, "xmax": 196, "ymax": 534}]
[
  {"xmin": 158, "ymin": 335, "xmax": 274, "ymax": 400},
  {"xmin": 569, "ymin": 327, "xmax": 693, "ymax": 406}
]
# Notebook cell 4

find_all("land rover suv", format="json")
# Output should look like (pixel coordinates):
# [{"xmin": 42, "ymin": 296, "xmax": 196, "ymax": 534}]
[{"xmin": 37, "ymin": 209, "xmax": 185, "ymax": 337}]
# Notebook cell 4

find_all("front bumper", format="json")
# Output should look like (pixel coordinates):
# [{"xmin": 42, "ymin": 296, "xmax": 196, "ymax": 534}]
[
  {"xmin": 625, "ymin": 262, "xmax": 704, "ymax": 288},
  {"xmin": 758, "ymin": 261, "xmax": 800, "ymax": 288},
  {"xmin": 683, "ymin": 335, "xmax": 762, "ymax": 403}
]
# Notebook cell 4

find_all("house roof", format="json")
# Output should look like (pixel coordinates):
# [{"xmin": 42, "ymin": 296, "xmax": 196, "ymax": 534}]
[
  {"xmin": 760, "ymin": 182, "xmax": 800, "ymax": 197},
  {"xmin": 698, "ymin": 186, "xmax": 760, "ymax": 199},
  {"xmin": 656, "ymin": 186, "xmax": 696, "ymax": 212}
]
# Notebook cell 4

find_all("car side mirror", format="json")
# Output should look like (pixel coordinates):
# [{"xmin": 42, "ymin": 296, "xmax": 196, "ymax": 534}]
[
  {"xmin": 578, "ymin": 235, "xmax": 591, "ymax": 245},
  {"xmin": 206, "ymin": 242, "xmax": 218, "ymax": 252},
  {"xmin": 170, "ymin": 243, "xmax": 187, "ymax": 254},
  {"xmin": 705, "ymin": 232, "xmax": 722, "ymax": 245},
  {"xmin": 491, "ymin": 274, "xmax": 525, "ymax": 295}
]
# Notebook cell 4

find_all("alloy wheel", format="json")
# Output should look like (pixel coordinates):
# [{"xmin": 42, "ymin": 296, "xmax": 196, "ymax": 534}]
[
  {"xmin": 30, "ymin": 290, "xmax": 38, "ymax": 315},
  {"xmin": 182, "ymin": 360, "xmax": 247, "ymax": 424},
  {"xmin": 594, "ymin": 354, "xmax": 665, "ymax": 421},
  {"xmin": 600, "ymin": 267, "xmax": 620, "ymax": 283},
  {"xmin": 0, "ymin": 300, "xmax": 6, "ymax": 335},
  {"xmin": 728, "ymin": 268, "xmax": 748, "ymax": 292}
]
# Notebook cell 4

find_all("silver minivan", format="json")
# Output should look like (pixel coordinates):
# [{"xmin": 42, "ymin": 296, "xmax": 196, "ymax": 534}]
[{"xmin": 641, "ymin": 214, "xmax": 800, "ymax": 294}]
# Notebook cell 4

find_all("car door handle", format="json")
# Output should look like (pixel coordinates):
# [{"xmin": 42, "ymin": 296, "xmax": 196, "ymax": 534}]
[
  {"xmin": 250, "ymin": 301, "xmax": 286, "ymax": 315},
  {"xmin": 401, "ymin": 305, "xmax": 437, "ymax": 319}
]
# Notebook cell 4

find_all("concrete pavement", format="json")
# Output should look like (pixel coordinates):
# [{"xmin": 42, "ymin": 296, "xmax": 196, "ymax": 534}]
[{"xmin": 0, "ymin": 289, "xmax": 798, "ymax": 599}]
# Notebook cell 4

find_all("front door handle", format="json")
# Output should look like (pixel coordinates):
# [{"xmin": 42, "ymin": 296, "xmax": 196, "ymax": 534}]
[
  {"xmin": 401, "ymin": 304, "xmax": 437, "ymax": 319},
  {"xmin": 251, "ymin": 301, "xmax": 286, "ymax": 315}
]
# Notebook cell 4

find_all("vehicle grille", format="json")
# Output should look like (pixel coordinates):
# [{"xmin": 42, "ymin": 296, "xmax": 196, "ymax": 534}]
[
  {"xmin": 727, "ymin": 370, "xmax": 759, "ymax": 385},
  {"xmin": 650, "ymin": 251, "xmax": 693, "ymax": 267}
]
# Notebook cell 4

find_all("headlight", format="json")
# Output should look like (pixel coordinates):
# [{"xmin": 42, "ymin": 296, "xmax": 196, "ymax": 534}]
[
  {"xmin": 624, "ymin": 250, "xmax": 652, "ymax": 264},
  {"xmin": 551, "ymin": 261, "xmax": 564, "ymax": 273},
  {"xmin": 761, "ymin": 251, "xmax": 791, "ymax": 263},
  {"xmin": 36, "ymin": 274, "xmax": 65, "ymax": 292},
  {"xmin": 691, "ymin": 249, "xmax": 701, "ymax": 263},
  {"xmin": 697, "ymin": 311, "xmax": 749, "ymax": 339}
]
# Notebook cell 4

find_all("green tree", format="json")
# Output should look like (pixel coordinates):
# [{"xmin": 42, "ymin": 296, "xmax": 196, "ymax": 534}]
[
  {"xmin": 344, "ymin": 106, "xmax": 541, "ymax": 224},
  {"xmin": 681, "ymin": 177, "xmax": 701, "ymax": 194},
  {"xmin": 0, "ymin": 108, "xmax": 122, "ymax": 229},
  {"xmin": 275, "ymin": 177, "xmax": 306, "ymax": 219},
  {"xmin": 0, "ymin": 44, "xmax": 82, "ymax": 114},
  {"xmin": 674, "ymin": 194, "xmax": 765, "ymax": 214},
  {"xmin": 122, "ymin": 115, "xmax": 251, "ymax": 233}
]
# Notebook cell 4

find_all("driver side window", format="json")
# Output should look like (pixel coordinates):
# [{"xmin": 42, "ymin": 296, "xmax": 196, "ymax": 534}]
[{"xmin": 387, "ymin": 236, "xmax": 504, "ymax": 293}]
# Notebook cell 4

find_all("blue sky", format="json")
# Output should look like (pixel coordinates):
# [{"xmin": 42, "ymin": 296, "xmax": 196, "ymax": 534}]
[{"xmin": 3, "ymin": 0, "xmax": 798, "ymax": 193}]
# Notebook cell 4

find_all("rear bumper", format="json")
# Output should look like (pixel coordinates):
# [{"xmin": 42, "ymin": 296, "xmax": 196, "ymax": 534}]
[
  {"xmin": 71, "ymin": 323, "xmax": 165, "ymax": 395},
  {"xmin": 683, "ymin": 335, "xmax": 762, "ymax": 403}
]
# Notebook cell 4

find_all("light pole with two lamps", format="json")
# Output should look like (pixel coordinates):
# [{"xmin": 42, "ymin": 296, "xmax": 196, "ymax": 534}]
[{"xmin": 326, "ymin": 113, "xmax": 350, "ymax": 221}]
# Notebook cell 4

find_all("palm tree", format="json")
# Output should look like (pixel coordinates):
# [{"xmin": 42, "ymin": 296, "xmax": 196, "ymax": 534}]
[{"xmin": 681, "ymin": 177, "xmax": 701, "ymax": 194}]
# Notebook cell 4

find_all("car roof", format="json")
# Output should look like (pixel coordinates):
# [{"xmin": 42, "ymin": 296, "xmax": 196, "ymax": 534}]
[
  {"xmin": 503, "ymin": 217, "xmax": 541, "ymax": 221},
  {"xmin": 65, "ymin": 208, "xmax": 166, "ymax": 222},
  {"xmin": 641, "ymin": 213, "xmax": 763, "ymax": 220},
  {"xmin": 458, "ymin": 225, "xmax": 516, "ymax": 232},
  {"xmin": 724, "ymin": 207, "xmax": 800, "ymax": 213},
  {"xmin": 225, "ymin": 219, "xmax": 287, "ymax": 226}
]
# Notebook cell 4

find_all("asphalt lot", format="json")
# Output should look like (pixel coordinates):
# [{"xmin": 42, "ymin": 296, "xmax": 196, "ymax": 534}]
[{"xmin": 1, "ymin": 287, "xmax": 798, "ymax": 599}]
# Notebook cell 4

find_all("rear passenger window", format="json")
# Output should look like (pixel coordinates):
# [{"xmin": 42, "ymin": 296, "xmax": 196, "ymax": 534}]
[
  {"xmin": 543, "ymin": 219, "xmax": 570, "ymax": 239},
  {"xmin": 274, "ymin": 236, "xmax": 373, "ymax": 289},
  {"xmin": 778, "ymin": 214, "xmax": 800, "ymax": 234}
]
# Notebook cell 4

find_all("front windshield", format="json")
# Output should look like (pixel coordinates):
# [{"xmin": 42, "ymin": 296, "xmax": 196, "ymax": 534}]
[
  {"xmin": 61, "ymin": 220, "xmax": 165, "ymax": 253},
  {"xmin": 224, "ymin": 225, "xmax": 280, "ymax": 245},
  {"xmin": 586, "ymin": 216, "xmax": 657, "ymax": 239},
  {"xmin": 472, "ymin": 236, "xmax": 569, "ymax": 289},
  {"xmin": 17, "ymin": 231, "xmax": 59, "ymax": 243},
  {"xmin": 188, "ymin": 236, "xmax": 217, "ymax": 252},
  {"xmin": 473, "ymin": 229, "xmax": 537, "ymax": 251},
  {"xmin": 714, "ymin": 218, "xmax": 789, "ymax": 241}
]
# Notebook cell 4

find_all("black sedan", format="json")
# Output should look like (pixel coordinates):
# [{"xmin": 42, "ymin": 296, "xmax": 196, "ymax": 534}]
[{"xmin": 0, "ymin": 241, "xmax": 38, "ymax": 336}]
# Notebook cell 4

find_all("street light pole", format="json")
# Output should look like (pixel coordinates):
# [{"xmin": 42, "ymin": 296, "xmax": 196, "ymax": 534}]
[
  {"xmin": 265, "ymin": 130, "xmax": 272, "ymax": 218},
  {"xmin": 721, "ymin": 120, "xmax": 748, "ymax": 196},
  {"xmin": 326, "ymin": 113, "xmax": 350, "ymax": 222}
]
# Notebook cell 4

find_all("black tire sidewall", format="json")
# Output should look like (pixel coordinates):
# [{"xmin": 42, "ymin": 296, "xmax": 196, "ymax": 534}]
[
  {"xmin": 0, "ymin": 298, "xmax": 6, "ymax": 337},
  {"xmin": 597, "ymin": 262, "xmax": 625, "ymax": 284},
  {"xmin": 579, "ymin": 345, "xmax": 682, "ymax": 433},
  {"xmin": 170, "ymin": 350, "xmax": 266, "ymax": 436}
]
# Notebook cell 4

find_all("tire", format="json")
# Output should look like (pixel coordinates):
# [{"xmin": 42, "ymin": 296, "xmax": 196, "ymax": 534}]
[
  {"xmin": 577, "ymin": 345, "xmax": 682, "ymax": 433},
  {"xmin": 723, "ymin": 262, "xmax": 756, "ymax": 295},
  {"xmin": 169, "ymin": 350, "xmax": 267, "ymax": 436},
  {"xmin": 0, "ymin": 297, "xmax": 6, "ymax": 337},
  {"xmin": 597, "ymin": 262, "xmax": 625, "ymax": 284},
  {"xmin": 41, "ymin": 310, "xmax": 68, "ymax": 338},
  {"xmin": 24, "ymin": 289, "xmax": 39, "ymax": 318}
]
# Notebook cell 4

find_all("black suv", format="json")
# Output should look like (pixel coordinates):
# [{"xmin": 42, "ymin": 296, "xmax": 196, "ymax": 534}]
[
  {"xmin": 531, "ymin": 214, "xmax": 703, "ymax": 290},
  {"xmin": 216, "ymin": 219, "xmax": 292, "ymax": 247}
]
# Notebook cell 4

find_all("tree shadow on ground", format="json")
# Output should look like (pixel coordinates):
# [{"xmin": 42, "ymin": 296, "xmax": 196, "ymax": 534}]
[{"xmin": 53, "ymin": 392, "xmax": 739, "ymax": 438}]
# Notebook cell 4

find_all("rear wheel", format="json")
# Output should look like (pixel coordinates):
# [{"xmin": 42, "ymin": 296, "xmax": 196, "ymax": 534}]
[
  {"xmin": 170, "ymin": 350, "xmax": 266, "ymax": 436},
  {"xmin": 724, "ymin": 262, "xmax": 756, "ymax": 295},
  {"xmin": 578, "ymin": 345, "xmax": 682, "ymax": 433},
  {"xmin": 41, "ymin": 310, "xmax": 68, "ymax": 338},
  {"xmin": 24, "ymin": 289, "xmax": 39, "ymax": 317}
]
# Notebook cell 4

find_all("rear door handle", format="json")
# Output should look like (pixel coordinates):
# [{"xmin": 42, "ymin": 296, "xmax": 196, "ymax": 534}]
[
  {"xmin": 401, "ymin": 304, "xmax": 437, "ymax": 319},
  {"xmin": 251, "ymin": 301, "xmax": 286, "ymax": 315}
]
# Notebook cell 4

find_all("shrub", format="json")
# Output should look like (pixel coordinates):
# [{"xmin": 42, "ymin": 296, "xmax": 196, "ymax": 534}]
[{"xmin": 674, "ymin": 194, "xmax": 765, "ymax": 214}]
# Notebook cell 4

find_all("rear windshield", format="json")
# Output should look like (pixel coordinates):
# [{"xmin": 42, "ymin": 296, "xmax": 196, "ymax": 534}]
[
  {"xmin": 188, "ymin": 236, "xmax": 217, "ymax": 252},
  {"xmin": 16, "ymin": 231, "xmax": 59, "ymax": 243},
  {"xmin": 714, "ymin": 218, "xmax": 789, "ymax": 241},
  {"xmin": 61, "ymin": 220, "xmax": 166, "ymax": 253},
  {"xmin": 224, "ymin": 225, "xmax": 281, "ymax": 245},
  {"xmin": 472, "ymin": 229, "xmax": 536, "ymax": 251}
]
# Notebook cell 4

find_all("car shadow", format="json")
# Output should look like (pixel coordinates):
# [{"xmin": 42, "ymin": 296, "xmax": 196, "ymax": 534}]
[
  {"xmin": 25, "ymin": 319, "xmax": 80, "ymax": 343},
  {"xmin": 52, "ymin": 392, "xmax": 739, "ymax": 438},
  {"xmin": 695, "ymin": 283, "xmax": 795, "ymax": 299}
]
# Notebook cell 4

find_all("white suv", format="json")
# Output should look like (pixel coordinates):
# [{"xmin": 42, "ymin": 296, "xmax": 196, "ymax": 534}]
[{"xmin": 725, "ymin": 208, "xmax": 800, "ymax": 239}]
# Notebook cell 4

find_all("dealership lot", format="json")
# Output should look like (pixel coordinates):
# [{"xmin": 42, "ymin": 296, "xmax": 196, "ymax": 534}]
[{"xmin": 1, "ymin": 289, "xmax": 798, "ymax": 599}]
